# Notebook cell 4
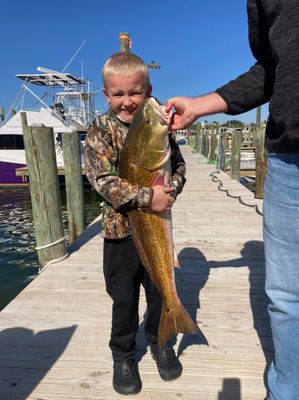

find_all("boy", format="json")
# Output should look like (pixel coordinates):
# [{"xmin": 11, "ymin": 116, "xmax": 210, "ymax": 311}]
[{"xmin": 85, "ymin": 52, "xmax": 186, "ymax": 395}]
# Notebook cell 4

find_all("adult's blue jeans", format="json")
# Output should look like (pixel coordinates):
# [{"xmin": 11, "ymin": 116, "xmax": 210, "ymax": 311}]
[{"xmin": 264, "ymin": 153, "xmax": 299, "ymax": 400}]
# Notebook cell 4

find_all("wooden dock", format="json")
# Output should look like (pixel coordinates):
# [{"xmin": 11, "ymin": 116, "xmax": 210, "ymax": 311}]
[{"xmin": 0, "ymin": 145, "xmax": 271, "ymax": 400}]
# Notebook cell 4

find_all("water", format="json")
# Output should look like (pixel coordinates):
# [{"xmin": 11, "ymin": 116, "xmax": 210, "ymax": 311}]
[{"xmin": 0, "ymin": 187, "xmax": 102, "ymax": 311}]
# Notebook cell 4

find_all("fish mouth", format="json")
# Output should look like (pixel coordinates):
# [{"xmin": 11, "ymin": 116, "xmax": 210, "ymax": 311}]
[{"xmin": 149, "ymin": 97, "xmax": 170, "ymax": 126}]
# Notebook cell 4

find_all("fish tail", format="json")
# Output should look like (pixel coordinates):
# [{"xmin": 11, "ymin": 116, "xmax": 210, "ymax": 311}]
[{"xmin": 158, "ymin": 301, "xmax": 201, "ymax": 348}]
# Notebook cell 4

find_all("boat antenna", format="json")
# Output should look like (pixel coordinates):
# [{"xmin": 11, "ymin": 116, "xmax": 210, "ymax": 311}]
[{"xmin": 61, "ymin": 40, "xmax": 87, "ymax": 73}]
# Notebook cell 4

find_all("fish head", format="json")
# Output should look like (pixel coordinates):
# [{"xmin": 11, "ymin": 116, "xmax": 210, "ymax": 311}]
[{"xmin": 128, "ymin": 97, "xmax": 170, "ymax": 171}]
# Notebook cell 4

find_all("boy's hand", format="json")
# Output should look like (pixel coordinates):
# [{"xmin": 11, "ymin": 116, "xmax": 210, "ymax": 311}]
[{"xmin": 150, "ymin": 185, "xmax": 175, "ymax": 212}]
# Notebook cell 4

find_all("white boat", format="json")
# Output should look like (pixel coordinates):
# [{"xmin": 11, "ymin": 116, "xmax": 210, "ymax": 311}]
[
  {"xmin": 0, "ymin": 67, "xmax": 97, "ymax": 186},
  {"xmin": 175, "ymin": 130, "xmax": 188, "ymax": 145}
]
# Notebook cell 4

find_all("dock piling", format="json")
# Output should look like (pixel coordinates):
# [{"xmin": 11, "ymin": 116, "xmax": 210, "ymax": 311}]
[
  {"xmin": 62, "ymin": 132, "xmax": 85, "ymax": 243},
  {"xmin": 255, "ymin": 127, "xmax": 267, "ymax": 199},
  {"xmin": 21, "ymin": 112, "xmax": 67, "ymax": 269},
  {"xmin": 119, "ymin": 32, "xmax": 131, "ymax": 52},
  {"xmin": 230, "ymin": 128, "xmax": 242, "ymax": 180}
]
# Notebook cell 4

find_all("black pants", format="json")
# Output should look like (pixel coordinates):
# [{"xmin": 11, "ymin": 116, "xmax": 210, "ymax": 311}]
[{"xmin": 103, "ymin": 236, "xmax": 162, "ymax": 361}]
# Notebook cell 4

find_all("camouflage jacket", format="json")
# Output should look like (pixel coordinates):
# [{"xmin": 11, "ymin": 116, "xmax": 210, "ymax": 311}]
[{"xmin": 85, "ymin": 109, "xmax": 186, "ymax": 239}]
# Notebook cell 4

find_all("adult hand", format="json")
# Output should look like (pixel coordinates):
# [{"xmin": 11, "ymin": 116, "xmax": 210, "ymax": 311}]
[
  {"xmin": 165, "ymin": 93, "xmax": 228, "ymax": 131},
  {"xmin": 165, "ymin": 97, "xmax": 200, "ymax": 130},
  {"xmin": 150, "ymin": 185, "xmax": 175, "ymax": 212}
]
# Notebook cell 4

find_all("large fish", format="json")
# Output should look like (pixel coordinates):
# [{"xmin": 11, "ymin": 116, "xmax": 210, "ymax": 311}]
[{"xmin": 119, "ymin": 97, "xmax": 200, "ymax": 348}]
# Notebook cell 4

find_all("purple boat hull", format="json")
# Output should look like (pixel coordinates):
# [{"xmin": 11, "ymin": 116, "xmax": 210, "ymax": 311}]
[{"xmin": 0, "ymin": 161, "xmax": 27, "ymax": 185}]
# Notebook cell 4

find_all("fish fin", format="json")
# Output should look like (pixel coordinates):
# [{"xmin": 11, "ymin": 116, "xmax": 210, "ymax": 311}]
[
  {"xmin": 158, "ymin": 301, "xmax": 201, "ymax": 348},
  {"xmin": 173, "ymin": 247, "xmax": 180, "ymax": 268},
  {"xmin": 149, "ymin": 170, "xmax": 165, "ymax": 186}
]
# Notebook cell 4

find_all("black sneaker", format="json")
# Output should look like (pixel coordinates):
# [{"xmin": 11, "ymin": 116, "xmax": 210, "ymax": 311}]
[
  {"xmin": 113, "ymin": 359, "xmax": 142, "ymax": 395},
  {"xmin": 151, "ymin": 346, "xmax": 183, "ymax": 381}
]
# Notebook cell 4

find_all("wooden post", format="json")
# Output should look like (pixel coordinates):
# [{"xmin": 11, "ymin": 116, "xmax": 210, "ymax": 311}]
[
  {"xmin": 188, "ymin": 132, "xmax": 194, "ymax": 150},
  {"xmin": 256, "ymin": 106, "xmax": 261, "ymax": 129},
  {"xmin": 204, "ymin": 132, "xmax": 210, "ymax": 159},
  {"xmin": 210, "ymin": 132, "xmax": 217, "ymax": 162},
  {"xmin": 62, "ymin": 132, "xmax": 85, "ymax": 243},
  {"xmin": 119, "ymin": 32, "xmax": 131, "ymax": 52},
  {"xmin": 188, "ymin": 131, "xmax": 193, "ymax": 149},
  {"xmin": 201, "ymin": 130, "xmax": 207, "ymax": 157},
  {"xmin": 21, "ymin": 112, "xmax": 67, "ymax": 269},
  {"xmin": 218, "ymin": 132, "xmax": 227, "ymax": 171},
  {"xmin": 255, "ymin": 127, "xmax": 267, "ymax": 199},
  {"xmin": 230, "ymin": 128, "xmax": 242, "ymax": 180},
  {"xmin": 195, "ymin": 124, "xmax": 201, "ymax": 153}
]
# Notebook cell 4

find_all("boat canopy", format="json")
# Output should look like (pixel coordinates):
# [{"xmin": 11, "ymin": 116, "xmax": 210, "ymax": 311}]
[{"xmin": 16, "ymin": 73, "xmax": 85, "ymax": 87}]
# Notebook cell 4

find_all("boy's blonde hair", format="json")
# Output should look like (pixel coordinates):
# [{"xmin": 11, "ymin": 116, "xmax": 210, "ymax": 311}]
[{"xmin": 102, "ymin": 52, "xmax": 150, "ymax": 88}]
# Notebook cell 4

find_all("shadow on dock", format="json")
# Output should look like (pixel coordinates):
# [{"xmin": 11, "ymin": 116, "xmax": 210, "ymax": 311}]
[
  {"xmin": 177, "ymin": 241, "xmax": 273, "ymax": 385},
  {"xmin": 218, "ymin": 378, "xmax": 241, "ymax": 400},
  {"xmin": 0, "ymin": 325, "xmax": 77, "ymax": 399},
  {"xmin": 135, "ymin": 247, "xmax": 210, "ymax": 362},
  {"xmin": 68, "ymin": 218, "xmax": 102, "ymax": 254},
  {"xmin": 136, "ymin": 240, "xmax": 273, "ymax": 390}
]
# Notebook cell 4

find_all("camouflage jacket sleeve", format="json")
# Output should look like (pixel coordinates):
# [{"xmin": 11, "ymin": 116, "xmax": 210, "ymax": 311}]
[
  {"xmin": 169, "ymin": 135, "xmax": 186, "ymax": 198},
  {"xmin": 85, "ymin": 115, "xmax": 154, "ymax": 212}
]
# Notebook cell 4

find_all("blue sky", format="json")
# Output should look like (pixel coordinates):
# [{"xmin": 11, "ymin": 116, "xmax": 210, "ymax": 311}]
[{"xmin": 0, "ymin": 0, "xmax": 268, "ymax": 124}]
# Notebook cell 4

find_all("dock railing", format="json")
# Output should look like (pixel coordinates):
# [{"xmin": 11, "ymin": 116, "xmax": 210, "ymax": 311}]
[{"xmin": 188, "ymin": 123, "xmax": 267, "ymax": 199}]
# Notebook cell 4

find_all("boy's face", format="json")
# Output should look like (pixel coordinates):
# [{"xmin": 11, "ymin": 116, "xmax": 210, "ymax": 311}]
[{"xmin": 103, "ymin": 72, "xmax": 151, "ymax": 123}]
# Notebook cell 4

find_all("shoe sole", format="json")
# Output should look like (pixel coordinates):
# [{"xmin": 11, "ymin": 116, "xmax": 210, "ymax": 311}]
[
  {"xmin": 159, "ymin": 367, "xmax": 183, "ymax": 381},
  {"xmin": 113, "ymin": 382, "xmax": 142, "ymax": 395}
]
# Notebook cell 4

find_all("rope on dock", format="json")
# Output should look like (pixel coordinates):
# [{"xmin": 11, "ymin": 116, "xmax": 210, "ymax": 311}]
[
  {"xmin": 35, "ymin": 236, "xmax": 69, "ymax": 273},
  {"xmin": 210, "ymin": 171, "xmax": 263, "ymax": 217},
  {"xmin": 35, "ymin": 236, "xmax": 66, "ymax": 251},
  {"xmin": 38, "ymin": 252, "xmax": 69, "ymax": 274}
]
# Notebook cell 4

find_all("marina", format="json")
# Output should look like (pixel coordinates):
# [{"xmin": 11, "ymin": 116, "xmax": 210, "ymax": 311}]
[
  {"xmin": 0, "ymin": 65, "xmax": 97, "ymax": 186},
  {"xmin": 0, "ymin": 145, "xmax": 270, "ymax": 400}
]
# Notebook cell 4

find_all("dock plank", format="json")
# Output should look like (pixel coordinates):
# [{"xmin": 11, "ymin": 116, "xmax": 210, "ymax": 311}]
[{"xmin": 0, "ymin": 146, "xmax": 270, "ymax": 399}]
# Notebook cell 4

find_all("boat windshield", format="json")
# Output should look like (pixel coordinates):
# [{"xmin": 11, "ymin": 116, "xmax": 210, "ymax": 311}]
[
  {"xmin": 13, "ymin": 72, "xmax": 96, "ymax": 130},
  {"xmin": 0, "ymin": 135, "xmax": 24, "ymax": 150}
]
